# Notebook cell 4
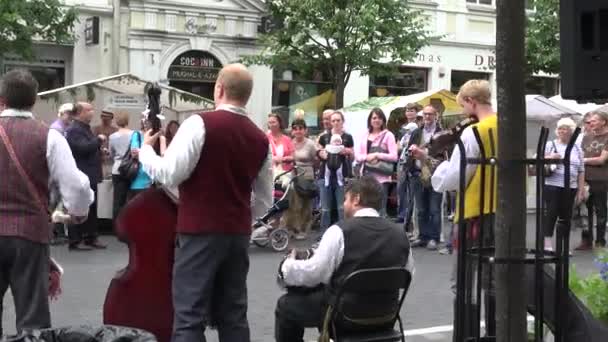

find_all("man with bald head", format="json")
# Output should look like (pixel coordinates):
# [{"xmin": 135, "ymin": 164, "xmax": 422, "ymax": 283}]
[
  {"xmin": 139, "ymin": 63, "xmax": 273, "ymax": 342},
  {"xmin": 65, "ymin": 101, "xmax": 107, "ymax": 250}
]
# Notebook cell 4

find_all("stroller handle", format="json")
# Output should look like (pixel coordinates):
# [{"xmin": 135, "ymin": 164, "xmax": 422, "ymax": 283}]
[{"xmin": 273, "ymin": 165, "xmax": 301, "ymax": 183}]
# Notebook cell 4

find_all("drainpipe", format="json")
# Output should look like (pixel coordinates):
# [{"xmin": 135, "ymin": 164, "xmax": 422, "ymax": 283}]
[{"xmin": 112, "ymin": 0, "xmax": 121, "ymax": 74}]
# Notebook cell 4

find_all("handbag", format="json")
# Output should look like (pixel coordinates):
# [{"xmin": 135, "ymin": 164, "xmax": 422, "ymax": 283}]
[
  {"xmin": 528, "ymin": 140, "xmax": 558, "ymax": 177},
  {"xmin": 294, "ymin": 177, "xmax": 319, "ymax": 199},
  {"xmin": 118, "ymin": 131, "xmax": 141, "ymax": 182},
  {"xmin": 364, "ymin": 132, "xmax": 395, "ymax": 176}
]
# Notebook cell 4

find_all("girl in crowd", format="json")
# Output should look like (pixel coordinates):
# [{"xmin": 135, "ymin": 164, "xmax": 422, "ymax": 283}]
[
  {"xmin": 128, "ymin": 118, "xmax": 166, "ymax": 200},
  {"xmin": 282, "ymin": 119, "xmax": 317, "ymax": 239},
  {"xmin": 355, "ymin": 107, "xmax": 399, "ymax": 216},
  {"xmin": 543, "ymin": 118, "xmax": 585, "ymax": 251},
  {"xmin": 268, "ymin": 113, "xmax": 294, "ymax": 173},
  {"xmin": 317, "ymin": 111, "xmax": 354, "ymax": 231}
]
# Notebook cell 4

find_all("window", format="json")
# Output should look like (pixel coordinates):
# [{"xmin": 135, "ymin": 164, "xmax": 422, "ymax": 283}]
[
  {"xmin": 272, "ymin": 69, "xmax": 335, "ymax": 133},
  {"xmin": 369, "ymin": 67, "xmax": 428, "ymax": 97},
  {"xmin": 145, "ymin": 12, "xmax": 157, "ymax": 29},
  {"xmin": 5, "ymin": 65, "xmax": 65, "ymax": 92},
  {"xmin": 525, "ymin": 76, "xmax": 559, "ymax": 97},
  {"xmin": 466, "ymin": 0, "xmax": 493, "ymax": 5},
  {"xmin": 166, "ymin": 14, "xmax": 177, "ymax": 32},
  {"xmin": 450, "ymin": 70, "xmax": 490, "ymax": 94}
]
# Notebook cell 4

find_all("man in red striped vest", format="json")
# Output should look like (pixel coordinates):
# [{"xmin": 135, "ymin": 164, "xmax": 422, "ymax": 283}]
[
  {"xmin": 0, "ymin": 69, "xmax": 93, "ymax": 336},
  {"xmin": 139, "ymin": 63, "xmax": 273, "ymax": 342}
]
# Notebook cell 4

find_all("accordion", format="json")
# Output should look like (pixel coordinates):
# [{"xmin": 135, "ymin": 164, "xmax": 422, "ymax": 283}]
[{"xmin": 276, "ymin": 248, "xmax": 324, "ymax": 293}]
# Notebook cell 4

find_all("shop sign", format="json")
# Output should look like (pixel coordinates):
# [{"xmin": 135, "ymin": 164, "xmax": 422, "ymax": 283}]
[
  {"xmin": 168, "ymin": 66, "xmax": 219, "ymax": 82},
  {"xmin": 416, "ymin": 53, "xmax": 442, "ymax": 63},
  {"xmin": 474, "ymin": 54, "xmax": 496, "ymax": 70},
  {"xmin": 85, "ymin": 17, "xmax": 100, "ymax": 46},
  {"xmin": 168, "ymin": 51, "xmax": 222, "ymax": 83},
  {"xmin": 107, "ymin": 95, "xmax": 145, "ymax": 109}
]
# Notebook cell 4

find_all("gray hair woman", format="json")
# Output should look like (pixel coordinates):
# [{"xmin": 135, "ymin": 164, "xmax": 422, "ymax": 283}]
[{"xmin": 543, "ymin": 117, "xmax": 585, "ymax": 251}]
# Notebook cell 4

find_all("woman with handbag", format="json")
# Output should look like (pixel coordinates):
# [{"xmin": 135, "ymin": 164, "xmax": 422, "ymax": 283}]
[
  {"xmin": 543, "ymin": 118, "xmax": 586, "ymax": 252},
  {"xmin": 355, "ymin": 107, "xmax": 398, "ymax": 216},
  {"xmin": 281, "ymin": 119, "xmax": 318, "ymax": 240},
  {"xmin": 109, "ymin": 112, "xmax": 133, "ymax": 219},
  {"xmin": 127, "ymin": 118, "xmax": 166, "ymax": 200}
]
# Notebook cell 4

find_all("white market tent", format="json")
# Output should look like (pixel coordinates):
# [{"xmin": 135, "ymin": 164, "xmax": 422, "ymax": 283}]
[
  {"xmin": 34, "ymin": 73, "xmax": 215, "ymax": 129},
  {"xmin": 548, "ymin": 94, "xmax": 604, "ymax": 115}
]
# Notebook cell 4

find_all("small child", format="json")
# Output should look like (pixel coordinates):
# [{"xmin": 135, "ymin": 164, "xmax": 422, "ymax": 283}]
[{"xmin": 325, "ymin": 134, "xmax": 346, "ymax": 186}]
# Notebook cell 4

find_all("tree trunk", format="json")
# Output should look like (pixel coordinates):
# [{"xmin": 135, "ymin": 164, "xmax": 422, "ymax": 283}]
[
  {"xmin": 335, "ymin": 64, "xmax": 346, "ymax": 109},
  {"xmin": 495, "ymin": 1, "xmax": 528, "ymax": 342}
]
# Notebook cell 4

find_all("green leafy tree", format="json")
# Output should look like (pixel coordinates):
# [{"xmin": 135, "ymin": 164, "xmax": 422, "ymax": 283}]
[
  {"xmin": 0, "ymin": 0, "xmax": 78, "ymax": 59},
  {"xmin": 526, "ymin": 0, "xmax": 559, "ymax": 74},
  {"xmin": 245, "ymin": 0, "xmax": 431, "ymax": 108}
]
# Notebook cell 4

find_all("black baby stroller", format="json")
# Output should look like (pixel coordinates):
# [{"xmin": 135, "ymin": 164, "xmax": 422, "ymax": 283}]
[{"xmin": 251, "ymin": 166, "xmax": 311, "ymax": 252}]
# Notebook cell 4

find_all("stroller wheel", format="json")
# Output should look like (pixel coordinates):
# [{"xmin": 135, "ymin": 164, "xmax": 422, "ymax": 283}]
[{"xmin": 270, "ymin": 228, "xmax": 290, "ymax": 252}]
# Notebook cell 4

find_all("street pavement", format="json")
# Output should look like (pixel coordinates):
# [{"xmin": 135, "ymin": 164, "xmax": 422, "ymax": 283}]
[{"xmin": 1, "ymin": 215, "xmax": 600, "ymax": 342}]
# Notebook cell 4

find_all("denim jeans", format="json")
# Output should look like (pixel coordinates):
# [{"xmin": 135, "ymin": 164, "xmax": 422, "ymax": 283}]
[
  {"xmin": 397, "ymin": 171, "xmax": 408, "ymax": 220},
  {"xmin": 411, "ymin": 176, "xmax": 442, "ymax": 242},
  {"xmin": 320, "ymin": 182, "xmax": 344, "ymax": 232},
  {"xmin": 380, "ymin": 182, "xmax": 391, "ymax": 217}
]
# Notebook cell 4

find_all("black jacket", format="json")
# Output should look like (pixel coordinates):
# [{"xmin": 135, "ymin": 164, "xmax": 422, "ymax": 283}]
[{"xmin": 65, "ymin": 120, "xmax": 102, "ymax": 187}]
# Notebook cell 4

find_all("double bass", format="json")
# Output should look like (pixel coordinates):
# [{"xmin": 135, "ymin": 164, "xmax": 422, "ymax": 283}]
[{"xmin": 103, "ymin": 85, "xmax": 177, "ymax": 342}]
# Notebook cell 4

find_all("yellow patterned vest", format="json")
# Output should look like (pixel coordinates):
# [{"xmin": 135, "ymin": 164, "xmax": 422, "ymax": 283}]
[{"xmin": 455, "ymin": 114, "xmax": 498, "ymax": 222}]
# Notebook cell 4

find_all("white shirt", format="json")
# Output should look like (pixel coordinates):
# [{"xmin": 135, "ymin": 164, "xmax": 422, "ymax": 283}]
[
  {"xmin": 281, "ymin": 208, "xmax": 415, "ymax": 288},
  {"xmin": 431, "ymin": 125, "xmax": 480, "ymax": 193},
  {"xmin": 0, "ymin": 109, "xmax": 94, "ymax": 216},
  {"xmin": 138, "ymin": 104, "xmax": 273, "ymax": 219}
]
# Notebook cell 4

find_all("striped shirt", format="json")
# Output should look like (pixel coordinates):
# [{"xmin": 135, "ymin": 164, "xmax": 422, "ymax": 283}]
[{"xmin": 544, "ymin": 140, "xmax": 584, "ymax": 189}]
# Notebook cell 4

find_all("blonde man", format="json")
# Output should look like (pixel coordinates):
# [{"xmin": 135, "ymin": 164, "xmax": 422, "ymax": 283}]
[{"xmin": 410, "ymin": 79, "xmax": 498, "ymax": 339}]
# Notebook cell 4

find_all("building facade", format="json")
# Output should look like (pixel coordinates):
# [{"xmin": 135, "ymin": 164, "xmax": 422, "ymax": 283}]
[{"xmin": 8, "ymin": 0, "xmax": 556, "ymax": 128}]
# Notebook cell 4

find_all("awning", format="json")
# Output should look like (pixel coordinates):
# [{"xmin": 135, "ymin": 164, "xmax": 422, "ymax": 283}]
[{"xmin": 34, "ymin": 73, "xmax": 215, "ymax": 126}]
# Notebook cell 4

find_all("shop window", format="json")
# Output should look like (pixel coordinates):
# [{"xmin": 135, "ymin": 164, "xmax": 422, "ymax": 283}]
[
  {"xmin": 272, "ymin": 68, "xmax": 335, "ymax": 133},
  {"xmin": 525, "ymin": 76, "xmax": 559, "ymax": 97},
  {"xmin": 450, "ymin": 70, "xmax": 490, "ymax": 94},
  {"xmin": 4, "ymin": 65, "xmax": 65, "ymax": 92},
  {"xmin": 369, "ymin": 67, "xmax": 428, "ymax": 98},
  {"xmin": 466, "ymin": 0, "xmax": 493, "ymax": 6}
]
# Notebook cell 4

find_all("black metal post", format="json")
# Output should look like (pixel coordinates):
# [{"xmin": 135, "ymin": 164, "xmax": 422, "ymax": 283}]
[{"xmin": 495, "ymin": 1, "xmax": 528, "ymax": 342}]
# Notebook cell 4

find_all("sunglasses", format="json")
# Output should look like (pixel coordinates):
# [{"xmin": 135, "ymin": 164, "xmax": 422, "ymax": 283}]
[
  {"xmin": 585, "ymin": 121, "xmax": 591, "ymax": 124},
  {"xmin": 422, "ymin": 112, "xmax": 436, "ymax": 116}
]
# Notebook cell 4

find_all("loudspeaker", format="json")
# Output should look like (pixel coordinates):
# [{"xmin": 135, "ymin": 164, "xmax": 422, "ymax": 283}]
[{"xmin": 560, "ymin": 0, "xmax": 608, "ymax": 103}]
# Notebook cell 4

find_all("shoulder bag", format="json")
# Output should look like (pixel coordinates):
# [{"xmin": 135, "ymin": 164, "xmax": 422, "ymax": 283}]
[
  {"xmin": 118, "ymin": 131, "xmax": 141, "ymax": 182},
  {"xmin": 364, "ymin": 132, "xmax": 395, "ymax": 176}
]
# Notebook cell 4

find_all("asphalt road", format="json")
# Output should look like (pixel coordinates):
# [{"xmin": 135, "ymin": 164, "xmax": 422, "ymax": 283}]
[{"xmin": 1, "ymin": 217, "xmax": 599, "ymax": 342}]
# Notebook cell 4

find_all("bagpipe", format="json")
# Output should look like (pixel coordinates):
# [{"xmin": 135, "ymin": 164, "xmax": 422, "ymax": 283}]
[{"xmin": 415, "ymin": 115, "xmax": 478, "ymax": 186}]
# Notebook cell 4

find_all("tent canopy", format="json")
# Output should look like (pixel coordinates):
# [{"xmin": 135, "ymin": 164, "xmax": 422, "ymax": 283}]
[
  {"xmin": 342, "ymin": 89, "xmax": 461, "ymax": 116},
  {"xmin": 34, "ymin": 73, "xmax": 215, "ymax": 127},
  {"xmin": 548, "ymin": 95, "xmax": 603, "ymax": 115},
  {"xmin": 526, "ymin": 95, "xmax": 581, "ymax": 122}
]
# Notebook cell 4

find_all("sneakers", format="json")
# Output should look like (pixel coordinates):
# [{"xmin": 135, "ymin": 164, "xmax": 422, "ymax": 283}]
[
  {"xmin": 427, "ymin": 240, "xmax": 438, "ymax": 251},
  {"xmin": 410, "ymin": 239, "xmax": 427, "ymax": 248}
]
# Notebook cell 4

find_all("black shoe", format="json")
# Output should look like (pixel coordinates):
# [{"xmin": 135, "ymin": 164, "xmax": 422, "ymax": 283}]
[{"xmin": 69, "ymin": 242, "xmax": 93, "ymax": 251}]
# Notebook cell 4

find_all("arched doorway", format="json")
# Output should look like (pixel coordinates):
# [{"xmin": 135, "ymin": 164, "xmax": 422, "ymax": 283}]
[{"xmin": 167, "ymin": 50, "xmax": 223, "ymax": 100}]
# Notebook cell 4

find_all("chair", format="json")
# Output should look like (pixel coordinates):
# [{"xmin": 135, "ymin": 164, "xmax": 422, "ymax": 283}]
[{"xmin": 323, "ymin": 267, "xmax": 412, "ymax": 342}]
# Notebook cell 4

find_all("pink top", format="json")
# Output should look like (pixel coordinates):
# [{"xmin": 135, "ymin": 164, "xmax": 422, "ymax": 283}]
[
  {"xmin": 268, "ymin": 132, "xmax": 295, "ymax": 171},
  {"xmin": 355, "ymin": 129, "xmax": 398, "ymax": 184}
]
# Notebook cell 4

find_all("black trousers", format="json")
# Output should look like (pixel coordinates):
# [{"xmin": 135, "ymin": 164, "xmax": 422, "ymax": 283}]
[
  {"xmin": 171, "ymin": 234, "xmax": 250, "ymax": 342},
  {"xmin": 111, "ymin": 175, "xmax": 130, "ymax": 220},
  {"xmin": 68, "ymin": 186, "xmax": 98, "ymax": 245},
  {"xmin": 0, "ymin": 237, "xmax": 50, "ymax": 336},
  {"xmin": 584, "ymin": 181, "xmax": 608, "ymax": 244},
  {"xmin": 275, "ymin": 288, "xmax": 326, "ymax": 342},
  {"xmin": 543, "ymin": 185, "xmax": 576, "ymax": 237}
]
